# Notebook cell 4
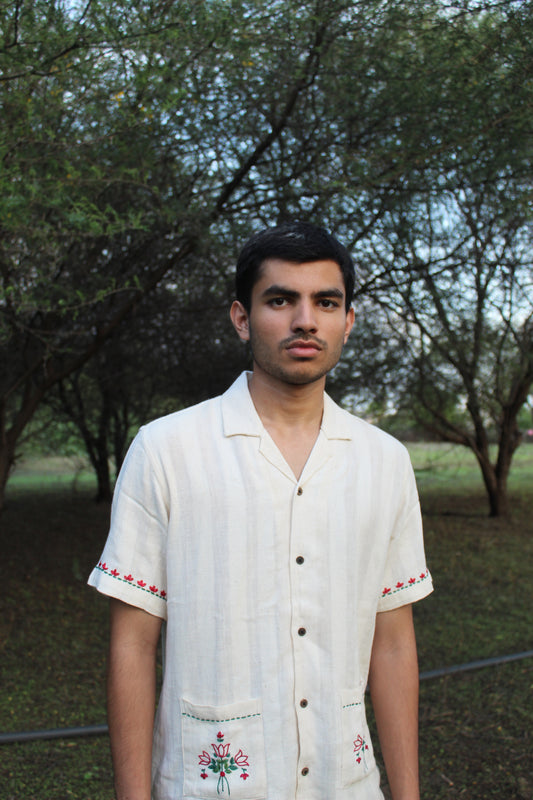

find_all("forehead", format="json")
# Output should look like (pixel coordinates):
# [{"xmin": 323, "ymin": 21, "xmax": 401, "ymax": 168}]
[{"xmin": 253, "ymin": 258, "xmax": 346, "ymax": 294}]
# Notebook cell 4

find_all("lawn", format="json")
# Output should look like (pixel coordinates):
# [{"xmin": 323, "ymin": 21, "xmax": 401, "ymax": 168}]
[{"xmin": 1, "ymin": 445, "xmax": 532, "ymax": 799}]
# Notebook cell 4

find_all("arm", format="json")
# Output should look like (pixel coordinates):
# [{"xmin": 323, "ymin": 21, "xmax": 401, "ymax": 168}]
[
  {"xmin": 368, "ymin": 604, "xmax": 420, "ymax": 800},
  {"xmin": 107, "ymin": 598, "xmax": 163, "ymax": 800}
]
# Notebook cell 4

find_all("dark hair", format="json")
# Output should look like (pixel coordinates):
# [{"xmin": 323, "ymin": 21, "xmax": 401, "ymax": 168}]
[{"xmin": 235, "ymin": 221, "xmax": 355, "ymax": 312}]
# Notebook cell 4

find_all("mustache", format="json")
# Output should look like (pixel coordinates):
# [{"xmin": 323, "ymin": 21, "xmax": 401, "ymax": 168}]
[{"xmin": 280, "ymin": 335, "xmax": 327, "ymax": 348}]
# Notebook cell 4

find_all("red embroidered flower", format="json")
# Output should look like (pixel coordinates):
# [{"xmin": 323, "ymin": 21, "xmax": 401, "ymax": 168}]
[
  {"xmin": 383, "ymin": 587, "xmax": 391, "ymax": 595},
  {"xmin": 396, "ymin": 581, "xmax": 404, "ymax": 588},
  {"xmin": 137, "ymin": 580, "xmax": 146, "ymax": 587},
  {"xmin": 353, "ymin": 733, "xmax": 369, "ymax": 769},
  {"xmin": 100, "ymin": 562, "xmax": 108, "ymax": 570},
  {"xmin": 234, "ymin": 749, "xmax": 249, "ymax": 767},
  {"xmin": 212, "ymin": 743, "xmax": 230, "ymax": 758},
  {"xmin": 420, "ymin": 572, "xmax": 426, "ymax": 579},
  {"xmin": 149, "ymin": 585, "xmax": 158, "ymax": 593},
  {"xmin": 409, "ymin": 577, "xmax": 416, "ymax": 584},
  {"xmin": 111, "ymin": 569, "xmax": 120, "ymax": 577},
  {"xmin": 160, "ymin": 590, "xmax": 167, "ymax": 598},
  {"xmin": 198, "ymin": 738, "xmax": 250, "ymax": 793},
  {"xmin": 124, "ymin": 574, "xmax": 133, "ymax": 581}
]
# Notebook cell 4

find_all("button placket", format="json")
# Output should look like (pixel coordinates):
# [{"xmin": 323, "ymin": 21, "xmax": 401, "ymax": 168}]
[{"xmin": 291, "ymin": 478, "xmax": 316, "ymax": 789}]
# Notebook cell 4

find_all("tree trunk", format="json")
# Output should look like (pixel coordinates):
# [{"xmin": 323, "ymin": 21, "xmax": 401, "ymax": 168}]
[
  {"xmin": 485, "ymin": 476, "xmax": 509, "ymax": 518},
  {"xmin": 84, "ymin": 394, "xmax": 113, "ymax": 503},
  {"xmin": 0, "ymin": 393, "xmax": 43, "ymax": 512},
  {"xmin": 0, "ymin": 441, "xmax": 14, "ymax": 512},
  {"xmin": 474, "ymin": 449, "xmax": 510, "ymax": 518},
  {"xmin": 93, "ymin": 445, "xmax": 112, "ymax": 503}
]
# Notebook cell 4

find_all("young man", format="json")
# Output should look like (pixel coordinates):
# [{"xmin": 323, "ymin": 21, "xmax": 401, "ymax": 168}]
[{"xmin": 89, "ymin": 222, "xmax": 433, "ymax": 800}]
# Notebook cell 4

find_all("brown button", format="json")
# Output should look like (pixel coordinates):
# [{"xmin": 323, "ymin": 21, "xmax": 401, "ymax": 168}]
[
  {"xmin": 297, "ymin": 486, "xmax": 303, "ymax": 495},
  {"xmin": 301, "ymin": 767, "xmax": 309, "ymax": 776},
  {"xmin": 296, "ymin": 556, "xmax": 304, "ymax": 565},
  {"xmin": 300, "ymin": 699, "xmax": 308, "ymax": 708},
  {"xmin": 298, "ymin": 627, "xmax": 306, "ymax": 636}
]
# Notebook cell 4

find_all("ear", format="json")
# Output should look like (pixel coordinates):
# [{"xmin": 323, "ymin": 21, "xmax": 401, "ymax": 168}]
[
  {"xmin": 230, "ymin": 300, "xmax": 250, "ymax": 342},
  {"xmin": 343, "ymin": 306, "xmax": 355, "ymax": 344}
]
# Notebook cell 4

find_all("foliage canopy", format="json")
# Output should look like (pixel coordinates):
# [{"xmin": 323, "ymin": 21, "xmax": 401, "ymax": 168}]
[{"xmin": 1, "ymin": 0, "xmax": 532, "ymax": 514}]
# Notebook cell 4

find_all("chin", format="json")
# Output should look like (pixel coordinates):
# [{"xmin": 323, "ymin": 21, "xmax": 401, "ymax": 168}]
[{"xmin": 279, "ymin": 367, "xmax": 329, "ymax": 386}]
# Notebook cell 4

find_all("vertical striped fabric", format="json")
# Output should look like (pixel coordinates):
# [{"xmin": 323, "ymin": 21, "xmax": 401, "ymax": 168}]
[{"xmin": 89, "ymin": 372, "xmax": 432, "ymax": 799}]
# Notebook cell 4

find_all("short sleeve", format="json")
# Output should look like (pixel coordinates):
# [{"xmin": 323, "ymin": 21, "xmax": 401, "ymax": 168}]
[
  {"xmin": 87, "ymin": 428, "xmax": 169, "ymax": 619},
  {"xmin": 377, "ymin": 460, "xmax": 433, "ymax": 612}
]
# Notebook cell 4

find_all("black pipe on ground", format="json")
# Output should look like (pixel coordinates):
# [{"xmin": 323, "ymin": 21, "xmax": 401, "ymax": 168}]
[
  {"xmin": 418, "ymin": 648, "xmax": 533, "ymax": 681},
  {"xmin": 0, "ymin": 723, "xmax": 108, "ymax": 744},
  {"xmin": 1, "ymin": 649, "xmax": 532, "ymax": 745}
]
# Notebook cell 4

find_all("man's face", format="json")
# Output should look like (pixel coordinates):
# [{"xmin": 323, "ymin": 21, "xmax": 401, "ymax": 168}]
[{"xmin": 231, "ymin": 258, "xmax": 355, "ymax": 387}]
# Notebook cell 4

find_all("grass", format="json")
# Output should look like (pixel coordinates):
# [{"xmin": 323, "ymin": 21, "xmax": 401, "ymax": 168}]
[
  {"xmin": 8, "ymin": 455, "xmax": 96, "ymax": 492},
  {"xmin": 1, "ymin": 445, "xmax": 532, "ymax": 799}
]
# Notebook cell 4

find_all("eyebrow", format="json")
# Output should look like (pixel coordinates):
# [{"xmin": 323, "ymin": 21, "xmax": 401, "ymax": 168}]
[{"xmin": 261, "ymin": 284, "xmax": 345, "ymax": 301}]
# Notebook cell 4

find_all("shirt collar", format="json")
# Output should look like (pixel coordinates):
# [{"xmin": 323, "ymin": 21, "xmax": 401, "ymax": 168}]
[{"xmin": 221, "ymin": 371, "xmax": 353, "ymax": 441}]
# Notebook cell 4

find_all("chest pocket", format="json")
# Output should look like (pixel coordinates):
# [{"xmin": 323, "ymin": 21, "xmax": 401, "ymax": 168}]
[
  {"xmin": 181, "ymin": 697, "xmax": 268, "ymax": 799},
  {"xmin": 339, "ymin": 685, "xmax": 377, "ymax": 788}
]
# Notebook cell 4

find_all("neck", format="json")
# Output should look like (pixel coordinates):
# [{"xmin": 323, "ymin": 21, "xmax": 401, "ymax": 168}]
[{"xmin": 247, "ymin": 369, "xmax": 325, "ymax": 431}]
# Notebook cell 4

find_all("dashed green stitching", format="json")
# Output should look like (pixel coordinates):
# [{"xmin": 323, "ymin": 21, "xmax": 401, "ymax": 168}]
[
  {"xmin": 182, "ymin": 711, "xmax": 261, "ymax": 723},
  {"xmin": 381, "ymin": 569, "xmax": 430, "ymax": 599},
  {"xmin": 95, "ymin": 562, "xmax": 167, "ymax": 600}
]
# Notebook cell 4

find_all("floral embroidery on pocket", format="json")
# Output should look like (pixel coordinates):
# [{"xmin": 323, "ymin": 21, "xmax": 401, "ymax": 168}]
[
  {"xmin": 353, "ymin": 733, "xmax": 369, "ymax": 769},
  {"xmin": 198, "ymin": 731, "xmax": 250, "ymax": 794},
  {"xmin": 340, "ymin": 688, "xmax": 376, "ymax": 788},
  {"xmin": 181, "ymin": 697, "xmax": 267, "ymax": 799}
]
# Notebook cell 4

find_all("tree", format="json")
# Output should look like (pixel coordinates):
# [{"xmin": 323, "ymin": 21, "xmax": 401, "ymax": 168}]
[
  {"xmin": 322, "ymin": 0, "xmax": 533, "ymax": 516},
  {"xmin": 1, "ymin": 0, "xmax": 353, "ymax": 508},
  {"xmin": 338, "ymin": 174, "xmax": 532, "ymax": 517},
  {"xmin": 2, "ymin": 0, "xmax": 531, "ymax": 517},
  {"xmin": 46, "ymin": 283, "xmax": 249, "ymax": 500}
]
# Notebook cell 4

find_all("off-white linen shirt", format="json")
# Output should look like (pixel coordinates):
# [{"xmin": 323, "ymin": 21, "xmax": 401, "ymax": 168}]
[{"xmin": 89, "ymin": 372, "xmax": 433, "ymax": 800}]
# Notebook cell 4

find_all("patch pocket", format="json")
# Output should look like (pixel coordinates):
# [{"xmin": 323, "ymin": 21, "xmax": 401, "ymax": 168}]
[
  {"xmin": 339, "ymin": 685, "xmax": 376, "ymax": 788},
  {"xmin": 181, "ymin": 697, "xmax": 267, "ymax": 799}
]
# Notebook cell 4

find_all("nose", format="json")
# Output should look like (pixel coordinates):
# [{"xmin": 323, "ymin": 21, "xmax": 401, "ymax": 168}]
[{"xmin": 291, "ymin": 300, "xmax": 318, "ymax": 334}]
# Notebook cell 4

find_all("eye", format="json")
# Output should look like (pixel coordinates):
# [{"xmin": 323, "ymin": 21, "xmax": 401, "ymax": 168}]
[
  {"xmin": 318, "ymin": 298, "xmax": 340, "ymax": 309},
  {"xmin": 269, "ymin": 297, "xmax": 289, "ymax": 307}
]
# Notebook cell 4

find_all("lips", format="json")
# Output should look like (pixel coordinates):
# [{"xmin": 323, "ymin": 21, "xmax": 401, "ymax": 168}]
[{"xmin": 285, "ymin": 339, "xmax": 322, "ymax": 356}]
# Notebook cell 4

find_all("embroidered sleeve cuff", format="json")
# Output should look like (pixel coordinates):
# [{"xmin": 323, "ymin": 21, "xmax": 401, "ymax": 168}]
[
  {"xmin": 377, "ymin": 568, "xmax": 433, "ymax": 612},
  {"xmin": 88, "ymin": 561, "xmax": 168, "ymax": 619}
]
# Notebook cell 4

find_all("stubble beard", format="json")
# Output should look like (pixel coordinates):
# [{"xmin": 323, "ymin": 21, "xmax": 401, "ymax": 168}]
[{"xmin": 248, "ymin": 331, "xmax": 343, "ymax": 387}]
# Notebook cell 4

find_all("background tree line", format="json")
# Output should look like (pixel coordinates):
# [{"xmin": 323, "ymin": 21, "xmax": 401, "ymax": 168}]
[{"xmin": 1, "ymin": 0, "xmax": 532, "ymax": 515}]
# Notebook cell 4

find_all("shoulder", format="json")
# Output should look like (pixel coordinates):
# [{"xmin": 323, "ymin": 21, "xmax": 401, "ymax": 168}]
[
  {"xmin": 326, "ymin": 396, "xmax": 410, "ymax": 458},
  {"xmin": 353, "ymin": 414, "xmax": 409, "ymax": 456},
  {"xmin": 118, "ymin": 395, "xmax": 225, "ymax": 489},
  {"xmin": 139, "ymin": 394, "xmax": 222, "ymax": 451}
]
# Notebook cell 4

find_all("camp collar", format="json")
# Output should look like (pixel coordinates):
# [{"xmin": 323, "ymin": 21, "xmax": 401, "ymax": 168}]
[{"xmin": 221, "ymin": 371, "xmax": 353, "ymax": 441}]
